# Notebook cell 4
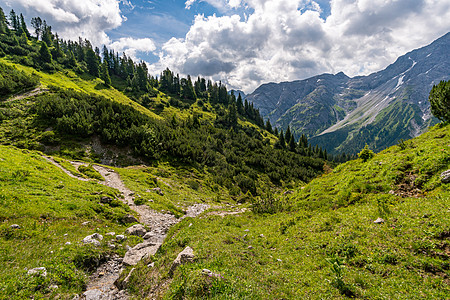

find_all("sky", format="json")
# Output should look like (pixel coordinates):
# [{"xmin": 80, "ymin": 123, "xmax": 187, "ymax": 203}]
[{"xmin": 1, "ymin": 0, "xmax": 449, "ymax": 93}]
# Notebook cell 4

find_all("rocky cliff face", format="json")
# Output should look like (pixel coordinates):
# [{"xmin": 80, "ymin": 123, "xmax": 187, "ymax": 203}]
[{"xmin": 246, "ymin": 32, "xmax": 450, "ymax": 154}]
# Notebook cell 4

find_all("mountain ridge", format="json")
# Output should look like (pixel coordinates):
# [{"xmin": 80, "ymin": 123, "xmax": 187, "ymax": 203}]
[{"xmin": 247, "ymin": 32, "xmax": 450, "ymax": 154}]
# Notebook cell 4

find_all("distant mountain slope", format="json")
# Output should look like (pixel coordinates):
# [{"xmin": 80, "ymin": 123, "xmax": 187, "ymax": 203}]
[{"xmin": 247, "ymin": 32, "xmax": 450, "ymax": 154}]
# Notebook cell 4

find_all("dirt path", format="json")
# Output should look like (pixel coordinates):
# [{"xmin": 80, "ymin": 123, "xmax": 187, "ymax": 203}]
[
  {"xmin": 45, "ymin": 158, "xmax": 210, "ymax": 299},
  {"xmin": 6, "ymin": 86, "xmax": 48, "ymax": 102}
]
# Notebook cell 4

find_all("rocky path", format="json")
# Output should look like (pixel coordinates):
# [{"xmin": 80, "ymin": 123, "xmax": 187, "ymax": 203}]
[
  {"xmin": 6, "ymin": 86, "xmax": 48, "ymax": 102},
  {"xmin": 45, "ymin": 158, "xmax": 210, "ymax": 299}
]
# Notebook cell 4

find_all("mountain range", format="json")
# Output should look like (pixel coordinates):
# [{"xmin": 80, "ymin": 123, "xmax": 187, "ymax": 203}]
[{"xmin": 246, "ymin": 32, "xmax": 450, "ymax": 154}]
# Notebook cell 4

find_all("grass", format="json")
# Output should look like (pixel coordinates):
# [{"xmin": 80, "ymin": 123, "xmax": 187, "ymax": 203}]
[
  {"xmin": 124, "ymin": 123, "xmax": 450, "ymax": 299},
  {"xmin": 0, "ymin": 145, "xmax": 141, "ymax": 298}
]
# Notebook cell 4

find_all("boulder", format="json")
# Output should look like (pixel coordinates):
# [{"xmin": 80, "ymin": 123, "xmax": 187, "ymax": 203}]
[
  {"xmin": 441, "ymin": 170, "xmax": 450, "ymax": 183},
  {"xmin": 121, "ymin": 214, "xmax": 139, "ymax": 224},
  {"xmin": 123, "ymin": 241, "xmax": 161, "ymax": 266},
  {"xmin": 82, "ymin": 233, "xmax": 103, "ymax": 246},
  {"xmin": 82, "ymin": 289, "xmax": 104, "ymax": 300},
  {"xmin": 115, "ymin": 235, "xmax": 126, "ymax": 241},
  {"xmin": 125, "ymin": 224, "xmax": 147, "ymax": 237},
  {"xmin": 27, "ymin": 267, "xmax": 47, "ymax": 277},
  {"xmin": 169, "ymin": 246, "xmax": 195, "ymax": 275}
]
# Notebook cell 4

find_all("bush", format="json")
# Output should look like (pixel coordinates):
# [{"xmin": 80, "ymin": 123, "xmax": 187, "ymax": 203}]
[{"xmin": 358, "ymin": 144, "xmax": 375, "ymax": 162}]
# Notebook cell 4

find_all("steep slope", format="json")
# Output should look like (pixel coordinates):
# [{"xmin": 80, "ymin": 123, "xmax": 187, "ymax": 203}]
[{"xmin": 247, "ymin": 32, "xmax": 450, "ymax": 153}]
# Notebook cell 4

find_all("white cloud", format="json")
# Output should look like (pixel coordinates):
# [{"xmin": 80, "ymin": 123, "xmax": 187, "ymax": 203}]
[
  {"xmin": 185, "ymin": 0, "xmax": 242, "ymax": 10},
  {"xmin": 109, "ymin": 37, "xmax": 156, "ymax": 61},
  {"xmin": 161, "ymin": 0, "xmax": 450, "ymax": 93},
  {"xmin": 6, "ymin": 0, "xmax": 123, "ymax": 46}
]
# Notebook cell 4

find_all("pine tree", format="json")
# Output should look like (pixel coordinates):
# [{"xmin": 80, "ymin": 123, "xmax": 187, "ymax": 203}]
[
  {"xmin": 9, "ymin": 10, "xmax": 18, "ymax": 31},
  {"xmin": 265, "ymin": 119, "xmax": 273, "ymax": 133},
  {"xmin": 85, "ymin": 47, "xmax": 100, "ymax": 77},
  {"xmin": 236, "ymin": 93, "xmax": 244, "ymax": 115},
  {"xmin": 19, "ymin": 14, "xmax": 30, "ymax": 38},
  {"xmin": 0, "ymin": 7, "xmax": 10, "ymax": 35},
  {"xmin": 42, "ymin": 21, "xmax": 53, "ymax": 46},
  {"xmin": 39, "ymin": 41, "xmax": 52, "ymax": 63},
  {"xmin": 289, "ymin": 135, "xmax": 296, "ymax": 152},
  {"xmin": 285, "ymin": 126, "xmax": 292, "ymax": 146},
  {"xmin": 100, "ymin": 61, "xmax": 111, "ymax": 86},
  {"xmin": 31, "ymin": 17, "xmax": 42, "ymax": 39}
]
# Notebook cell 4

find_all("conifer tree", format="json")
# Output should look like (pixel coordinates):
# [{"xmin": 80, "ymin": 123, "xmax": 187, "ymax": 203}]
[
  {"xmin": 100, "ymin": 61, "xmax": 111, "ymax": 86},
  {"xmin": 265, "ymin": 119, "xmax": 273, "ymax": 133},
  {"xmin": 19, "ymin": 14, "xmax": 30, "ymax": 38},
  {"xmin": 31, "ymin": 17, "xmax": 42, "ymax": 39},
  {"xmin": 85, "ymin": 46, "xmax": 100, "ymax": 77},
  {"xmin": 0, "ymin": 7, "xmax": 10, "ymax": 35},
  {"xmin": 285, "ymin": 126, "xmax": 292, "ymax": 146},
  {"xmin": 39, "ymin": 41, "xmax": 52, "ymax": 63},
  {"xmin": 9, "ymin": 10, "xmax": 18, "ymax": 31},
  {"xmin": 236, "ymin": 93, "xmax": 244, "ymax": 115}
]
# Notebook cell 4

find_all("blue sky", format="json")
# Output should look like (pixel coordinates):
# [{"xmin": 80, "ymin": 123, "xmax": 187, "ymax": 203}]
[{"xmin": 1, "ymin": 0, "xmax": 449, "ymax": 92}]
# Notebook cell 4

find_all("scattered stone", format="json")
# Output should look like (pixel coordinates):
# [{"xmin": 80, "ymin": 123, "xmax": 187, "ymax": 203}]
[
  {"xmin": 374, "ymin": 217, "xmax": 385, "ymax": 224},
  {"xmin": 82, "ymin": 221, "xmax": 90, "ymax": 226},
  {"xmin": 147, "ymin": 262, "xmax": 155, "ymax": 268},
  {"xmin": 27, "ymin": 267, "xmax": 47, "ymax": 277},
  {"xmin": 189, "ymin": 223, "xmax": 193, "ymax": 227},
  {"xmin": 108, "ymin": 243, "xmax": 116, "ymax": 249},
  {"xmin": 125, "ymin": 224, "xmax": 147, "ymax": 237},
  {"xmin": 151, "ymin": 187, "xmax": 164, "ymax": 196},
  {"xmin": 10, "ymin": 224, "xmax": 20, "ymax": 229},
  {"xmin": 441, "ymin": 170, "xmax": 450, "ymax": 183},
  {"xmin": 123, "ymin": 241, "xmax": 161, "ymax": 266},
  {"xmin": 244, "ymin": 229, "xmax": 249, "ymax": 232},
  {"xmin": 259, "ymin": 234, "xmax": 265, "ymax": 238},
  {"xmin": 248, "ymin": 246, "xmax": 253, "ymax": 249},
  {"xmin": 100, "ymin": 196, "xmax": 113, "ymax": 204},
  {"xmin": 106, "ymin": 232, "xmax": 115, "ymax": 236},
  {"xmin": 388, "ymin": 190, "xmax": 396, "ymax": 195},
  {"xmin": 115, "ymin": 235, "xmax": 126, "ymax": 241},
  {"xmin": 277, "ymin": 259, "xmax": 282, "ymax": 262},
  {"xmin": 121, "ymin": 214, "xmax": 139, "ymax": 224},
  {"xmin": 82, "ymin": 289, "xmax": 104, "ymax": 300},
  {"xmin": 243, "ymin": 234, "xmax": 248, "ymax": 238},
  {"xmin": 64, "ymin": 233, "xmax": 68, "ymax": 237},
  {"xmin": 422, "ymin": 214, "xmax": 432, "ymax": 218},
  {"xmin": 49, "ymin": 284, "xmax": 58, "ymax": 290},
  {"xmin": 202, "ymin": 268, "xmax": 222, "ymax": 278},
  {"xmin": 283, "ymin": 190, "xmax": 294, "ymax": 195},
  {"xmin": 82, "ymin": 233, "xmax": 103, "ymax": 246},
  {"xmin": 65, "ymin": 242, "xmax": 71, "ymax": 245},
  {"xmin": 169, "ymin": 246, "xmax": 195, "ymax": 275}
]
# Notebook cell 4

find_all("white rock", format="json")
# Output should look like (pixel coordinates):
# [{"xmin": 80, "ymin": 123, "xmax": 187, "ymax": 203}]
[
  {"xmin": 374, "ymin": 217, "xmax": 385, "ymax": 224},
  {"xmin": 105, "ymin": 232, "xmax": 116, "ymax": 236},
  {"xmin": 125, "ymin": 224, "xmax": 147, "ymax": 237},
  {"xmin": 10, "ymin": 224, "xmax": 20, "ymax": 229},
  {"xmin": 115, "ymin": 235, "xmax": 126, "ymax": 241},
  {"xmin": 27, "ymin": 267, "xmax": 47, "ymax": 277}
]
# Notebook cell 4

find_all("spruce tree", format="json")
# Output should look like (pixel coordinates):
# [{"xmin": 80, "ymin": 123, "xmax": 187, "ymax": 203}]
[
  {"xmin": 0, "ymin": 7, "xmax": 10, "ymax": 35},
  {"xmin": 100, "ymin": 61, "xmax": 111, "ymax": 86},
  {"xmin": 39, "ymin": 41, "xmax": 52, "ymax": 63},
  {"xmin": 9, "ymin": 10, "xmax": 18, "ymax": 31},
  {"xmin": 265, "ymin": 119, "xmax": 273, "ymax": 133},
  {"xmin": 19, "ymin": 14, "xmax": 30, "ymax": 38},
  {"xmin": 31, "ymin": 17, "xmax": 42, "ymax": 39}
]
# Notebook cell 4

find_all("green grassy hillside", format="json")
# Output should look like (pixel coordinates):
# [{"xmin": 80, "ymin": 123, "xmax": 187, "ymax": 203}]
[
  {"xmin": 0, "ymin": 145, "xmax": 138, "ymax": 298},
  {"xmin": 123, "ymin": 123, "xmax": 449, "ymax": 299}
]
